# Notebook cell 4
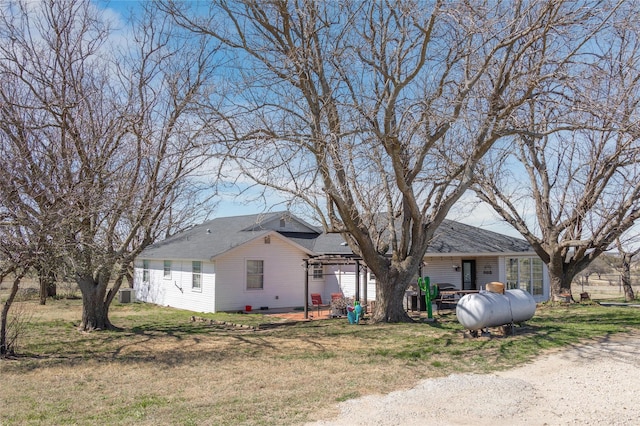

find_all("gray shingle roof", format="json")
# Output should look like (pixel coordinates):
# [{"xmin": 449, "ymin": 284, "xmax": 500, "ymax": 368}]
[
  {"xmin": 139, "ymin": 212, "xmax": 312, "ymax": 261},
  {"xmin": 139, "ymin": 212, "xmax": 531, "ymax": 261},
  {"xmin": 427, "ymin": 219, "xmax": 531, "ymax": 254}
]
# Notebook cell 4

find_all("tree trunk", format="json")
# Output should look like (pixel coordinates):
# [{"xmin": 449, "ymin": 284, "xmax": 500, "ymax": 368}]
[
  {"xmin": 548, "ymin": 257, "xmax": 576, "ymax": 302},
  {"xmin": 621, "ymin": 254, "xmax": 635, "ymax": 302},
  {"xmin": 1, "ymin": 276, "xmax": 22, "ymax": 356},
  {"xmin": 77, "ymin": 276, "xmax": 113, "ymax": 331},
  {"xmin": 38, "ymin": 269, "xmax": 57, "ymax": 305},
  {"xmin": 126, "ymin": 270, "xmax": 134, "ymax": 289},
  {"xmin": 370, "ymin": 273, "xmax": 413, "ymax": 323}
]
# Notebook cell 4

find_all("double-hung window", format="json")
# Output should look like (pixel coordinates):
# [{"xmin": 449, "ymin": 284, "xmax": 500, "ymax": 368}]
[
  {"xmin": 312, "ymin": 264, "xmax": 323, "ymax": 280},
  {"xmin": 163, "ymin": 260, "xmax": 171, "ymax": 279},
  {"xmin": 142, "ymin": 260, "xmax": 150, "ymax": 283},
  {"xmin": 247, "ymin": 260, "xmax": 264, "ymax": 290},
  {"xmin": 192, "ymin": 261, "xmax": 202, "ymax": 291}
]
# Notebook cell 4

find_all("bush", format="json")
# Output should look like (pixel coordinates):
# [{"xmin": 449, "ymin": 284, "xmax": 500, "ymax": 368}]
[
  {"xmin": 57, "ymin": 280, "xmax": 80, "ymax": 299},
  {"xmin": 1, "ymin": 302, "xmax": 33, "ymax": 356},
  {"xmin": 15, "ymin": 287, "xmax": 38, "ymax": 302}
]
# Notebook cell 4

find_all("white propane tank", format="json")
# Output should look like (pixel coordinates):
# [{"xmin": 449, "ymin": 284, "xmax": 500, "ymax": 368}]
[{"xmin": 456, "ymin": 289, "xmax": 536, "ymax": 331}]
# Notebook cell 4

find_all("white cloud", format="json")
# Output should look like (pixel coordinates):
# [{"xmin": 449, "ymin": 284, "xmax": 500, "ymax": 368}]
[{"xmin": 446, "ymin": 191, "xmax": 523, "ymax": 239}]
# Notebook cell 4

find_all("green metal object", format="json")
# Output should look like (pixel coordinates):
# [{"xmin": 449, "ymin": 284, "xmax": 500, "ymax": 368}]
[{"xmin": 417, "ymin": 276, "xmax": 438, "ymax": 319}]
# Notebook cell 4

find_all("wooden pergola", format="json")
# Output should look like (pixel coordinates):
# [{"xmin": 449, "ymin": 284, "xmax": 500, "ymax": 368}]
[
  {"xmin": 302, "ymin": 255, "xmax": 434, "ymax": 319},
  {"xmin": 302, "ymin": 255, "xmax": 368, "ymax": 320}
]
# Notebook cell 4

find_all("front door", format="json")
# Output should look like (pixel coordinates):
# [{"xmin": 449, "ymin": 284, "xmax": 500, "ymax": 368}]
[{"xmin": 462, "ymin": 260, "xmax": 476, "ymax": 290}]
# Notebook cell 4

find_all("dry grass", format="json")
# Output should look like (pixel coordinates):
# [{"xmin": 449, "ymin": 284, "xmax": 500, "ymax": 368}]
[
  {"xmin": 572, "ymin": 279, "xmax": 640, "ymax": 301},
  {"xmin": 2, "ymin": 297, "xmax": 640, "ymax": 425}
]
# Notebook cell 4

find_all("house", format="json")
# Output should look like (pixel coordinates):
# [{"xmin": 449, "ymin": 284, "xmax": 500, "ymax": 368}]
[{"xmin": 133, "ymin": 211, "xmax": 549, "ymax": 313}]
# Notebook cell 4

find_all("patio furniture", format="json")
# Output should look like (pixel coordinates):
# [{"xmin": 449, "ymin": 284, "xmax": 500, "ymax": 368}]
[
  {"xmin": 310, "ymin": 293, "xmax": 330, "ymax": 317},
  {"xmin": 331, "ymin": 292, "xmax": 344, "ymax": 301}
]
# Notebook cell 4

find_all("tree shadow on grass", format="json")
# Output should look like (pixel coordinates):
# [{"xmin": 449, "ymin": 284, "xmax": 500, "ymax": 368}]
[
  {"xmin": 495, "ymin": 320, "xmax": 640, "ymax": 367},
  {"xmin": 7, "ymin": 306, "xmax": 640, "ymax": 373},
  {"xmin": 541, "ymin": 329, "xmax": 640, "ymax": 367},
  {"xmin": 3, "ymin": 318, "xmax": 312, "ymax": 372}
]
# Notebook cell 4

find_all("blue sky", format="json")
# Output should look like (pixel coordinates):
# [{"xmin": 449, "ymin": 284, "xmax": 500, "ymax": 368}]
[{"xmin": 93, "ymin": 0, "xmax": 522, "ymax": 239}]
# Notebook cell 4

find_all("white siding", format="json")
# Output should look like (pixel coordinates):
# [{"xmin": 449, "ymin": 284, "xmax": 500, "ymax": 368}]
[
  {"xmin": 422, "ymin": 255, "xmax": 549, "ymax": 301},
  {"xmin": 474, "ymin": 257, "xmax": 500, "ymax": 289},
  {"xmin": 134, "ymin": 259, "xmax": 216, "ymax": 313},
  {"xmin": 309, "ymin": 264, "xmax": 326, "ymax": 297},
  {"xmin": 133, "ymin": 232, "xmax": 550, "ymax": 314},
  {"xmin": 134, "ymin": 234, "xmax": 310, "ymax": 313},
  {"xmin": 422, "ymin": 256, "xmax": 499, "ymax": 290},
  {"xmin": 423, "ymin": 257, "xmax": 463, "ymax": 288},
  {"xmin": 364, "ymin": 271, "xmax": 377, "ymax": 302},
  {"xmin": 214, "ymin": 234, "xmax": 308, "ymax": 311},
  {"xmin": 323, "ymin": 265, "xmax": 376, "ymax": 303}
]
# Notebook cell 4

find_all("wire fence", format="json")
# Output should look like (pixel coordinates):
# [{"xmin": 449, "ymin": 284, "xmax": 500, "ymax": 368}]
[{"xmin": 572, "ymin": 273, "xmax": 640, "ymax": 299}]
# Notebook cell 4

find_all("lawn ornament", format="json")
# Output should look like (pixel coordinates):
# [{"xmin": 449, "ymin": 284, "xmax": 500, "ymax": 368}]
[
  {"xmin": 347, "ymin": 301, "xmax": 363, "ymax": 324},
  {"xmin": 418, "ymin": 276, "xmax": 438, "ymax": 319}
]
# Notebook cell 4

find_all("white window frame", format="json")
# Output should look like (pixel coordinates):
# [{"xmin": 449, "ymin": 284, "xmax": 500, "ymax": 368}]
[
  {"xmin": 311, "ymin": 264, "xmax": 323, "ymax": 280},
  {"xmin": 192, "ymin": 261, "xmax": 202, "ymax": 292},
  {"xmin": 246, "ymin": 259, "xmax": 264, "ymax": 290},
  {"xmin": 506, "ymin": 257, "xmax": 544, "ymax": 296},
  {"xmin": 163, "ymin": 260, "xmax": 171, "ymax": 279},
  {"xmin": 142, "ymin": 260, "xmax": 150, "ymax": 283}
]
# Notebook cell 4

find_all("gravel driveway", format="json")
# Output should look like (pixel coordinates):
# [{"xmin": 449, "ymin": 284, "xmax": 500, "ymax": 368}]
[{"xmin": 307, "ymin": 331, "xmax": 640, "ymax": 425}]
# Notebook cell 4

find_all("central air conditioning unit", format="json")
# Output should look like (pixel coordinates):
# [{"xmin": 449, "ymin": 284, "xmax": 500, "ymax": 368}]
[{"xmin": 118, "ymin": 288, "xmax": 135, "ymax": 303}]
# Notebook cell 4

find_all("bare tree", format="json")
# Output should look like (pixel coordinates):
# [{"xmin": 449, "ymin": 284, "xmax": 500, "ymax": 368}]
[
  {"xmin": 0, "ymin": 193, "xmax": 43, "ymax": 355},
  {"xmin": 0, "ymin": 230, "xmax": 31, "ymax": 356},
  {"xmin": 0, "ymin": 0, "xmax": 221, "ymax": 330},
  {"xmin": 579, "ymin": 255, "xmax": 611, "ymax": 285},
  {"xmin": 0, "ymin": 265, "xmax": 27, "ymax": 357},
  {"xmin": 473, "ymin": 4, "xmax": 640, "ymax": 301},
  {"xmin": 615, "ymin": 235, "xmax": 640, "ymax": 301},
  {"xmin": 162, "ymin": 0, "xmax": 614, "ymax": 321}
]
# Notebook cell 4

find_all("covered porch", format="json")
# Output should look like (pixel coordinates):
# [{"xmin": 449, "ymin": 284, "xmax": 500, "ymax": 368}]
[{"xmin": 302, "ymin": 254, "xmax": 372, "ymax": 320}]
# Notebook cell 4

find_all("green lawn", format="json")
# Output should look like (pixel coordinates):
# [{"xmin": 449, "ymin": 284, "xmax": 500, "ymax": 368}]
[{"xmin": 1, "ymin": 299, "xmax": 639, "ymax": 425}]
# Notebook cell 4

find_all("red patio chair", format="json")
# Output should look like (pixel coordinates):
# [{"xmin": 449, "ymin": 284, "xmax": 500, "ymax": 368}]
[
  {"xmin": 310, "ymin": 293, "xmax": 330, "ymax": 317},
  {"xmin": 331, "ymin": 292, "xmax": 344, "ymax": 301}
]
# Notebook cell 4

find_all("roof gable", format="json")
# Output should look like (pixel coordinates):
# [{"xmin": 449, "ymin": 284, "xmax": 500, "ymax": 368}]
[
  {"xmin": 242, "ymin": 212, "xmax": 319, "ymax": 234},
  {"xmin": 139, "ymin": 211, "xmax": 319, "ymax": 260}
]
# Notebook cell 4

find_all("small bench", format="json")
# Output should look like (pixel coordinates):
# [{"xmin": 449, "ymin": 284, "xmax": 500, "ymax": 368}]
[{"xmin": 435, "ymin": 297, "xmax": 458, "ymax": 311}]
